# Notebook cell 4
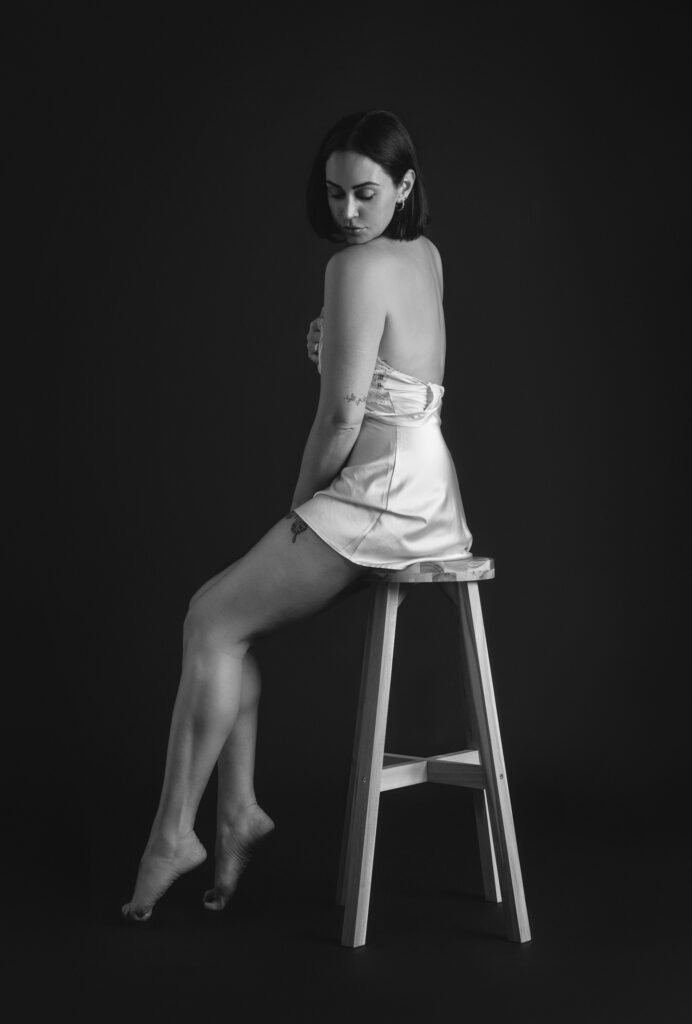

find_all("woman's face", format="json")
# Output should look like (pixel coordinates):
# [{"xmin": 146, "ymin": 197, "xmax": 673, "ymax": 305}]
[{"xmin": 325, "ymin": 150, "xmax": 414, "ymax": 245}]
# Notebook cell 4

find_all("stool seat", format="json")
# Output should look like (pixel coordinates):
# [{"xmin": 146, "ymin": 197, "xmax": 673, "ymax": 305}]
[
  {"xmin": 337, "ymin": 552, "xmax": 531, "ymax": 948},
  {"xmin": 368, "ymin": 555, "xmax": 495, "ymax": 584}
]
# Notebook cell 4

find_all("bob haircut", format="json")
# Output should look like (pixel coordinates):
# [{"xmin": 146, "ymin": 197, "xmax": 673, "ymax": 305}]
[{"xmin": 306, "ymin": 109, "xmax": 430, "ymax": 242}]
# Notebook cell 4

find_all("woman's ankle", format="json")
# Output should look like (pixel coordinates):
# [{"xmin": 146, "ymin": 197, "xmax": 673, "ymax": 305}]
[
  {"xmin": 148, "ymin": 815, "xmax": 197, "ymax": 851},
  {"xmin": 217, "ymin": 800, "xmax": 261, "ymax": 832}
]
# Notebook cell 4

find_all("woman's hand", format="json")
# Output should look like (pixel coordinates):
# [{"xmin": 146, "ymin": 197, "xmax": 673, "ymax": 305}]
[{"xmin": 306, "ymin": 306, "xmax": 325, "ymax": 367}]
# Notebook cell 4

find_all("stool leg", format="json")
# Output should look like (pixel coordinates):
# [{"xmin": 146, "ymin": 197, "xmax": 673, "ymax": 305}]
[
  {"xmin": 341, "ymin": 582, "xmax": 400, "ymax": 948},
  {"xmin": 456, "ymin": 582, "xmax": 531, "ymax": 942},
  {"xmin": 337, "ymin": 584, "xmax": 412, "ymax": 906},
  {"xmin": 336, "ymin": 592, "xmax": 375, "ymax": 907},
  {"xmin": 440, "ymin": 582, "xmax": 501, "ymax": 903},
  {"xmin": 473, "ymin": 790, "xmax": 502, "ymax": 903}
]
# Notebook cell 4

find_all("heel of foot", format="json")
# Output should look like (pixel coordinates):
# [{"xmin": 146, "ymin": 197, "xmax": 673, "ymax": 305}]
[
  {"xmin": 122, "ymin": 829, "xmax": 208, "ymax": 923},
  {"xmin": 204, "ymin": 809, "xmax": 275, "ymax": 913}
]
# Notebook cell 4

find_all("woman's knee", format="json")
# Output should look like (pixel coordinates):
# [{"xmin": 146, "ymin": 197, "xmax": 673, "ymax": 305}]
[
  {"xmin": 187, "ymin": 557, "xmax": 243, "ymax": 612},
  {"xmin": 183, "ymin": 598, "xmax": 219, "ymax": 645},
  {"xmin": 182, "ymin": 592, "xmax": 250, "ymax": 656}
]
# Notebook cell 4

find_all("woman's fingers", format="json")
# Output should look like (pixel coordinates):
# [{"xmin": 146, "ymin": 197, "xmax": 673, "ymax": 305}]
[
  {"xmin": 306, "ymin": 332, "xmax": 320, "ymax": 364},
  {"xmin": 306, "ymin": 310, "xmax": 324, "ymax": 367}
]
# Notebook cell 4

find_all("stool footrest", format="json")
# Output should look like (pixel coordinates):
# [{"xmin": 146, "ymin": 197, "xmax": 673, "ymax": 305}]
[
  {"xmin": 426, "ymin": 760, "xmax": 486, "ymax": 789},
  {"xmin": 381, "ymin": 750, "xmax": 485, "ymax": 791}
]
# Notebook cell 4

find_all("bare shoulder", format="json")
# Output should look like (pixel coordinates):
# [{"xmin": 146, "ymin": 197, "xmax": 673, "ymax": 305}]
[
  {"xmin": 424, "ymin": 236, "xmax": 443, "ymax": 272},
  {"xmin": 326, "ymin": 242, "xmax": 390, "ymax": 274},
  {"xmin": 325, "ymin": 243, "xmax": 391, "ymax": 291},
  {"xmin": 422, "ymin": 236, "xmax": 443, "ymax": 297}
]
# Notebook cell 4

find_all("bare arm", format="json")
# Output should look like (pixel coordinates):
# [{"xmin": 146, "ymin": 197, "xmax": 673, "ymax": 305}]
[
  {"xmin": 290, "ymin": 249, "xmax": 388, "ymax": 508},
  {"xmin": 289, "ymin": 419, "xmax": 361, "ymax": 509}
]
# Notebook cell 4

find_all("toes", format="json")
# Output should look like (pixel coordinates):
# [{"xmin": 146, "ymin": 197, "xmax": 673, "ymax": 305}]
[
  {"xmin": 202, "ymin": 888, "xmax": 228, "ymax": 911},
  {"xmin": 121, "ymin": 902, "xmax": 152, "ymax": 922}
]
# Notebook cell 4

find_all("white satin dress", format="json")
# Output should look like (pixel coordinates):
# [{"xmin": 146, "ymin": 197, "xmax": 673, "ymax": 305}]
[{"xmin": 293, "ymin": 334, "xmax": 474, "ymax": 570}]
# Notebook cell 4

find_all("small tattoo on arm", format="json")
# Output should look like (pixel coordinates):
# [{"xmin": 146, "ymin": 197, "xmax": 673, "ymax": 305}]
[
  {"xmin": 285, "ymin": 510, "xmax": 308, "ymax": 543},
  {"xmin": 344, "ymin": 392, "xmax": 366, "ymax": 406}
]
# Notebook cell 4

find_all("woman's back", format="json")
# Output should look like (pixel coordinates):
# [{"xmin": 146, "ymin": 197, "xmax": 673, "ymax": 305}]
[{"xmin": 369, "ymin": 235, "xmax": 446, "ymax": 386}]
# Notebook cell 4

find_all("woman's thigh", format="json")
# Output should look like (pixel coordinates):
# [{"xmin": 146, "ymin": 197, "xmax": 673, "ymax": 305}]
[
  {"xmin": 185, "ymin": 514, "xmax": 371, "ymax": 649},
  {"xmin": 189, "ymin": 558, "xmax": 242, "ymax": 608}
]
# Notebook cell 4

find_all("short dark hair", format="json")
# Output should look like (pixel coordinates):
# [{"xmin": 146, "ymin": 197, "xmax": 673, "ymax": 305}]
[{"xmin": 306, "ymin": 109, "xmax": 431, "ymax": 242}]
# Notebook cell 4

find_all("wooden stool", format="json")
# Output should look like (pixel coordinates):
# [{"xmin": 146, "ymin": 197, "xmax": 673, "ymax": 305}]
[{"xmin": 337, "ymin": 555, "xmax": 531, "ymax": 948}]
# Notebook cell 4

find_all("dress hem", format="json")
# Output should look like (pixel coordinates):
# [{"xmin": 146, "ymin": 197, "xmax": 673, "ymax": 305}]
[{"xmin": 293, "ymin": 504, "xmax": 472, "ymax": 572}]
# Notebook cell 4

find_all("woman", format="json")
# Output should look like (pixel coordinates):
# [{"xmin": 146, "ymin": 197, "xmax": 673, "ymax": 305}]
[{"xmin": 121, "ymin": 109, "xmax": 473, "ymax": 922}]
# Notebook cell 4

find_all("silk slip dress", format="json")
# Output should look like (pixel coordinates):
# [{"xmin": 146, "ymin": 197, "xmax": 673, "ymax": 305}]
[{"xmin": 293, "ymin": 334, "xmax": 473, "ymax": 570}]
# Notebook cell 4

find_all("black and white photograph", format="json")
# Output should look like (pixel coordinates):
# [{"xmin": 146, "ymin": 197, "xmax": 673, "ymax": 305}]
[{"xmin": 5, "ymin": 2, "xmax": 689, "ymax": 1019}]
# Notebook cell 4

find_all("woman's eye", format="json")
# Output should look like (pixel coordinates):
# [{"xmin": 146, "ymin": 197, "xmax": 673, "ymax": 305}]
[{"xmin": 327, "ymin": 193, "xmax": 374, "ymax": 201}]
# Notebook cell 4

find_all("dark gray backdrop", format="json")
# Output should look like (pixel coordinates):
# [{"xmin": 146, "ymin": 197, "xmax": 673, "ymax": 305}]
[{"xmin": 6, "ymin": 3, "xmax": 688, "ymax": 924}]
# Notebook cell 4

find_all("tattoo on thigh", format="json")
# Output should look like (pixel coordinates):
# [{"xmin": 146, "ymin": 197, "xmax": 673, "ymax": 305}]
[{"xmin": 284, "ymin": 511, "xmax": 308, "ymax": 543}]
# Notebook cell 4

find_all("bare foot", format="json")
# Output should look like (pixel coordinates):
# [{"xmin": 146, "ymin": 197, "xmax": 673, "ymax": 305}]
[
  {"xmin": 121, "ymin": 829, "xmax": 207, "ymax": 922},
  {"xmin": 203, "ymin": 804, "xmax": 275, "ymax": 911}
]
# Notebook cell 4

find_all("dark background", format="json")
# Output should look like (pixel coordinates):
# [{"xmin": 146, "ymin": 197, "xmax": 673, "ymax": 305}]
[{"xmin": 6, "ymin": 2, "xmax": 689, "ymax": 1019}]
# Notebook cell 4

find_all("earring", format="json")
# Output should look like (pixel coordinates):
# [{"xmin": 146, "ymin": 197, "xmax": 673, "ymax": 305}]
[{"xmin": 395, "ymin": 197, "xmax": 406, "ymax": 211}]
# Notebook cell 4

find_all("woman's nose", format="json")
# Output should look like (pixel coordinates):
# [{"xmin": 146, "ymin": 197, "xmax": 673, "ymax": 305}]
[{"xmin": 344, "ymin": 193, "xmax": 359, "ymax": 220}]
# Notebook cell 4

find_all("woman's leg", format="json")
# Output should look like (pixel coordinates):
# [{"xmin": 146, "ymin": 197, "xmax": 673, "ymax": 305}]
[
  {"xmin": 202, "ymin": 650, "xmax": 276, "ymax": 910},
  {"xmin": 214, "ymin": 649, "xmax": 262, "ymax": 820},
  {"xmin": 122, "ymin": 513, "xmax": 369, "ymax": 920},
  {"xmin": 187, "ymin": 558, "xmax": 275, "ymax": 907}
]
